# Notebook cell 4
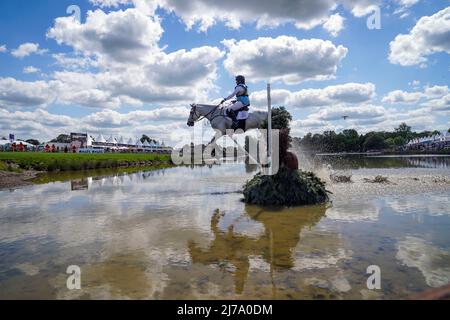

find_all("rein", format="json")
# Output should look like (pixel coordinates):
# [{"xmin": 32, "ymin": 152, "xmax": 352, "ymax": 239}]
[{"xmin": 190, "ymin": 104, "xmax": 225, "ymax": 123}]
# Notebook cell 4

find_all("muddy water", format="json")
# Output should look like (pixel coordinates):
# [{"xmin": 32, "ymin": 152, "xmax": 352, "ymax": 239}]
[{"xmin": 0, "ymin": 156, "xmax": 450, "ymax": 299}]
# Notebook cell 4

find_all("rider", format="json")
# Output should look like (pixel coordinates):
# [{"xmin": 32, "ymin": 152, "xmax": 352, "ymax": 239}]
[{"xmin": 221, "ymin": 75, "xmax": 250, "ymax": 128}]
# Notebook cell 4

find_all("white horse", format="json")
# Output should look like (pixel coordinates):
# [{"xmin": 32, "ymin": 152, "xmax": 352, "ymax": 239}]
[{"xmin": 187, "ymin": 103, "xmax": 267, "ymax": 136}]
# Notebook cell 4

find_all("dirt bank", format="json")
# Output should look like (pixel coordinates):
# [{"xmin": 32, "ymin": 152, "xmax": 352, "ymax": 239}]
[{"xmin": 0, "ymin": 170, "xmax": 41, "ymax": 190}]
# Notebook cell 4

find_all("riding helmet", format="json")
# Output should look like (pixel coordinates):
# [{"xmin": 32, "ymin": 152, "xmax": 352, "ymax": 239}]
[{"xmin": 235, "ymin": 75, "xmax": 246, "ymax": 84}]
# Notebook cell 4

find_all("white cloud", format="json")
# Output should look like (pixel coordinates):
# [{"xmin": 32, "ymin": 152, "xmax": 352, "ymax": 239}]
[
  {"xmin": 409, "ymin": 80, "xmax": 421, "ymax": 89},
  {"xmin": 323, "ymin": 13, "xmax": 346, "ymax": 37},
  {"xmin": 394, "ymin": 0, "xmax": 420, "ymax": 17},
  {"xmin": 1, "ymin": 108, "xmax": 75, "ymax": 127},
  {"xmin": 383, "ymin": 85, "xmax": 449, "ymax": 106},
  {"xmin": 90, "ymin": 0, "xmax": 156, "ymax": 15},
  {"xmin": 313, "ymin": 104, "xmax": 387, "ymax": 122},
  {"xmin": 44, "ymin": 8, "xmax": 224, "ymax": 108},
  {"xmin": 146, "ymin": 46, "xmax": 224, "ymax": 87},
  {"xmin": 83, "ymin": 107, "xmax": 189, "ymax": 128},
  {"xmin": 396, "ymin": 0, "xmax": 420, "ymax": 6},
  {"xmin": 23, "ymin": 66, "xmax": 40, "ymax": 74},
  {"xmin": 0, "ymin": 106, "xmax": 188, "ymax": 143},
  {"xmin": 424, "ymin": 85, "xmax": 450, "ymax": 98},
  {"xmin": 11, "ymin": 43, "xmax": 47, "ymax": 58},
  {"xmin": 0, "ymin": 45, "xmax": 7, "ymax": 53},
  {"xmin": 250, "ymin": 82, "xmax": 375, "ymax": 108},
  {"xmin": 382, "ymin": 90, "xmax": 423, "ymax": 104},
  {"xmin": 52, "ymin": 53, "xmax": 99, "ymax": 71},
  {"xmin": 47, "ymin": 9, "xmax": 164, "ymax": 66},
  {"xmin": 158, "ymin": 0, "xmax": 340, "ymax": 31},
  {"xmin": 421, "ymin": 94, "xmax": 450, "ymax": 111},
  {"xmin": 223, "ymin": 36, "xmax": 348, "ymax": 84},
  {"xmin": 340, "ymin": 0, "xmax": 380, "ymax": 17},
  {"xmin": 389, "ymin": 7, "xmax": 450, "ymax": 66},
  {"xmin": 90, "ymin": 0, "xmax": 131, "ymax": 7},
  {"xmin": 0, "ymin": 108, "xmax": 76, "ymax": 140},
  {"xmin": 90, "ymin": 0, "xmax": 378, "ymax": 33},
  {"xmin": 0, "ymin": 77, "xmax": 56, "ymax": 108},
  {"xmin": 49, "ymin": 71, "xmax": 124, "ymax": 109}
]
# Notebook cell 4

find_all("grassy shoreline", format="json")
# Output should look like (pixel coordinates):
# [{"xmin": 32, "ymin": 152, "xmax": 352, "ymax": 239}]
[
  {"xmin": 0, "ymin": 152, "xmax": 173, "ymax": 172},
  {"xmin": 0, "ymin": 153, "xmax": 175, "ymax": 190}
]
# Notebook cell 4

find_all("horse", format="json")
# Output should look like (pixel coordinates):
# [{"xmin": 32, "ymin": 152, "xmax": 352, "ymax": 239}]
[
  {"xmin": 186, "ymin": 103, "xmax": 273, "ymax": 167},
  {"xmin": 187, "ymin": 103, "xmax": 267, "ymax": 137}
]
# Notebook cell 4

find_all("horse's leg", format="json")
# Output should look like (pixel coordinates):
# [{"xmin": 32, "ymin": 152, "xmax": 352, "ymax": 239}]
[{"xmin": 207, "ymin": 124, "xmax": 226, "ymax": 157}]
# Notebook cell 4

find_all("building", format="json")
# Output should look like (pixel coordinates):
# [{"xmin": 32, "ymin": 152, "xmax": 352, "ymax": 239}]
[
  {"xmin": 83, "ymin": 134, "xmax": 172, "ymax": 154},
  {"xmin": 405, "ymin": 132, "xmax": 450, "ymax": 151},
  {"xmin": 0, "ymin": 139, "xmax": 35, "ymax": 151}
]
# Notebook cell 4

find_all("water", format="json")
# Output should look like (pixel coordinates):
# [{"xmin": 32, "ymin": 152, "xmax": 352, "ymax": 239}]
[{"xmin": 0, "ymin": 156, "xmax": 450, "ymax": 299}]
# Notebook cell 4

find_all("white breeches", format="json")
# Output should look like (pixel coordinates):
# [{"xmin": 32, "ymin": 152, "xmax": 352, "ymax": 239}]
[
  {"xmin": 229, "ymin": 101, "xmax": 244, "ymax": 111},
  {"xmin": 229, "ymin": 101, "xmax": 249, "ymax": 120}
]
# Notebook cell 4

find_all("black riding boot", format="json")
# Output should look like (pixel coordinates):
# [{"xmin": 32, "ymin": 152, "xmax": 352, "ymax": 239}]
[{"xmin": 227, "ymin": 110, "xmax": 239, "ymax": 129}]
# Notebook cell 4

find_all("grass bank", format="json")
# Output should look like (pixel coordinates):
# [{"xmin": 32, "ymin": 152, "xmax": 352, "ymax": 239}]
[{"xmin": 0, "ymin": 152, "xmax": 173, "ymax": 172}]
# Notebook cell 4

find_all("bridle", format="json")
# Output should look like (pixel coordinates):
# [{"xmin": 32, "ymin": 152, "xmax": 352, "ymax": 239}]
[{"xmin": 187, "ymin": 103, "xmax": 224, "ymax": 127}]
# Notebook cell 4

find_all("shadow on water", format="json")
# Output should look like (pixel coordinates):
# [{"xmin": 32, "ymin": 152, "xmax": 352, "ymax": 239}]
[{"xmin": 188, "ymin": 204, "xmax": 327, "ymax": 295}]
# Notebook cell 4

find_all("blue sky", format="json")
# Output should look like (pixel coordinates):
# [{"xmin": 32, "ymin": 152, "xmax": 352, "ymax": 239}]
[{"xmin": 0, "ymin": 0, "xmax": 449, "ymax": 144}]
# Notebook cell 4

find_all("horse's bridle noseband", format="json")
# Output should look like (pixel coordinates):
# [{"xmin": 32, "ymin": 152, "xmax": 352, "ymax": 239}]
[{"xmin": 187, "ymin": 104, "xmax": 198, "ymax": 127}]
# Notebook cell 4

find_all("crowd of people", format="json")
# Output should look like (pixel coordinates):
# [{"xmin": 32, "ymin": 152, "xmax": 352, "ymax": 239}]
[
  {"xmin": 1, "ymin": 142, "xmax": 78, "ymax": 153},
  {"xmin": 43, "ymin": 144, "xmax": 77, "ymax": 153}
]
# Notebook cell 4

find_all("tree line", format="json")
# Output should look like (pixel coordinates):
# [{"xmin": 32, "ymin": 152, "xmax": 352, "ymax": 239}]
[{"xmin": 294, "ymin": 123, "xmax": 450, "ymax": 153}]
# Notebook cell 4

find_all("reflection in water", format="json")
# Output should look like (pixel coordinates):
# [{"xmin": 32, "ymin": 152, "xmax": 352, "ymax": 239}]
[
  {"xmin": 0, "ymin": 157, "xmax": 450, "ymax": 299},
  {"xmin": 396, "ymin": 236, "xmax": 450, "ymax": 288},
  {"xmin": 71, "ymin": 178, "xmax": 90, "ymax": 191},
  {"xmin": 325, "ymin": 199, "xmax": 379, "ymax": 222},
  {"xmin": 315, "ymin": 155, "xmax": 450, "ymax": 170},
  {"xmin": 189, "ymin": 205, "xmax": 327, "ymax": 294},
  {"xmin": 386, "ymin": 195, "xmax": 450, "ymax": 217}
]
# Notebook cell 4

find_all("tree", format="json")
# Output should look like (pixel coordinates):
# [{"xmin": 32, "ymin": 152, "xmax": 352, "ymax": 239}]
[
  {"xmin": 395, "ymin": 123, "xmax": 412, "ymax": 139},
  {"xmin": 393, "ymin": 136, "xmax": 406, "ymax": 147},
  {"xmin": 141, "ymin": 134, "xmax": 156, "ymax": 144},
  {"xmin": 299, "ymin": 133, "xmax": 313, "ymax": 150},
  {"xmin": 26, "ymin": 139, "xmax": 40, "ymax": 146},
  {"xmin": 385, "ymin": 137, "xmax": 395, "ymax": 148},
  {"xmin": 322, "ymin": 130, "xmax": 337, "ymax": 152},
  {"xmin": 341, "ymin": 129, "xmax": 360, "ymax": 152},
  {"xmin": 363, "ymin": 134, "xmax": 388, "ymax": 151},
  {"xmin": 431, "ymin": 130, "xmax": 441, "ymax": 136},
  {"xmin": 51, "ymin": 134, "xmax": 71, "ymax": 143},
  {"xmin": 262, "ymin": 106, "xmax": 292, "ymax": 130}
]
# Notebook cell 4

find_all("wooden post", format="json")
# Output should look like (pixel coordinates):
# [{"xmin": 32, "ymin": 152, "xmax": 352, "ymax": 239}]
[{"xmin": 267, "ymin": 83, "xmax": 272, "ymax": 175}]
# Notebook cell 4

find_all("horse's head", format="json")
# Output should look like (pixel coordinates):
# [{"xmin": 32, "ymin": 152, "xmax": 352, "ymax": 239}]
[{"xmin": 187, "ymin": 104, "xmax": 199, "ymax": 127}]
